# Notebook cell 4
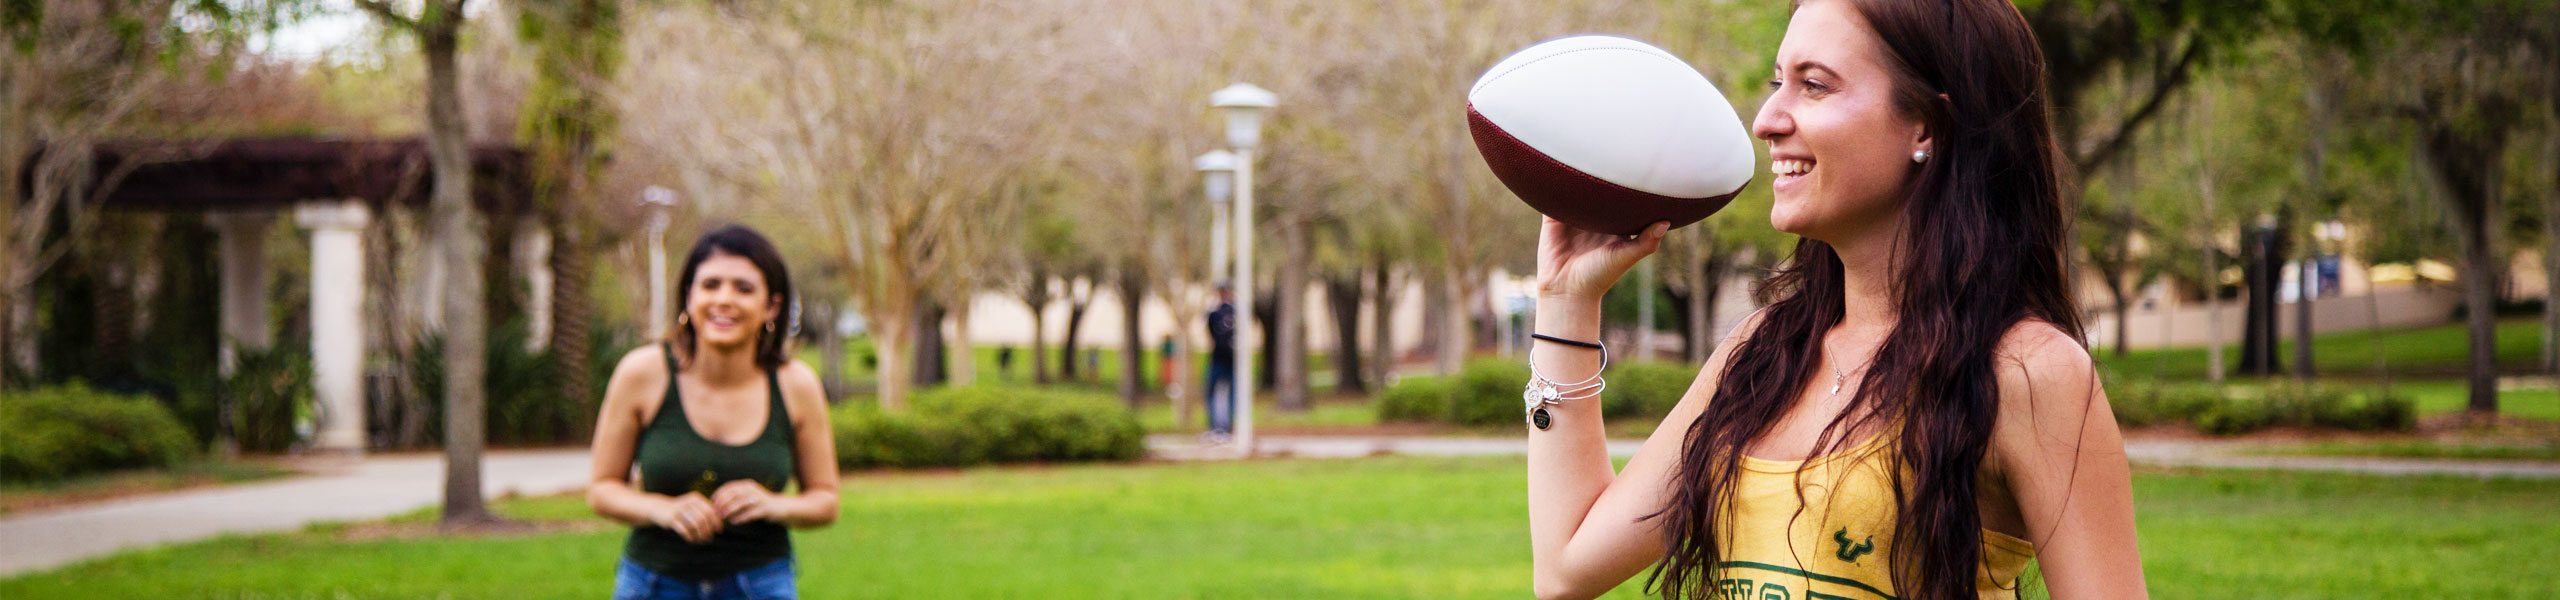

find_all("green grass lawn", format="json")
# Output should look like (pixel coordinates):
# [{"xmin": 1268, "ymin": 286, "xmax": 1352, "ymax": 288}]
[
  {"xmin": 7, "ymin": 457, "xmax": 2556, "ymax": 599},
  {"xmin": 2377, "ymin": 379, "xmax": 2560, "ymax": 420},
  {"xmin": 2252, "ymin": 440, "xmax": 2560, "ymax": 461},
  {"xmin": 2098, "ymin": 318, "xmax": 2547, "ymax": 380}
]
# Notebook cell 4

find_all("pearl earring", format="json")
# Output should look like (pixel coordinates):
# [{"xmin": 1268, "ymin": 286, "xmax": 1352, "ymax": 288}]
[{"xmin": 1912, "ymin": 149, "xmax": 1930, "ymax": 163}]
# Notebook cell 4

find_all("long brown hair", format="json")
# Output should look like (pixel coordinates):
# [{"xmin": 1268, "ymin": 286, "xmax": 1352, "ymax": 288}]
[{"xmin": 1648, "ymin": 1, "xmax": 2081, "ymax": 599}]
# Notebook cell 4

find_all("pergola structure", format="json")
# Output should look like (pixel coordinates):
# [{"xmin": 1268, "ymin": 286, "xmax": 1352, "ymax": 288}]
[{"xmin": 72, "ymin": 137, "xmax": 534, "ymax": 453}]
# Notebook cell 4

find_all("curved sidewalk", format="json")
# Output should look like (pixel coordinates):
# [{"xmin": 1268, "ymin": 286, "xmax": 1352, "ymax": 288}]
[{"xmin": 0, "ymin": 449, "xmax": 592, "ymax": 577}]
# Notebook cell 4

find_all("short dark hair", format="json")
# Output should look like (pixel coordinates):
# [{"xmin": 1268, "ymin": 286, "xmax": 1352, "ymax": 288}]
[{"xmin": 670, "ymin": 225, "xmax": 796, "ymax": 371}]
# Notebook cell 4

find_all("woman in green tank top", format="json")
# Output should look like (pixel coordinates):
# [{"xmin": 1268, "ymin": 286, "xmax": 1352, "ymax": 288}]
[{"xmin": 588, "ymin": 226, "xmax": 840, "ymax": 600}]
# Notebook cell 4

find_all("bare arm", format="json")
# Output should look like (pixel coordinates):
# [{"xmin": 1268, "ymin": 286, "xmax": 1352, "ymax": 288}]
[
  {"xmin": 713, "ymin": 361, "xmax": 841, "ymax": 528},
  {"xmin": 589, "ymin": 346, "xmax": 724, "ymax": 543},
  {"xmin": 1526, "ymin": 217, "xmax": 1755, "ymax": 600},
  {"xmin": 1990, "ymin": 324, "xmax": 2148, "ymax": 599}
]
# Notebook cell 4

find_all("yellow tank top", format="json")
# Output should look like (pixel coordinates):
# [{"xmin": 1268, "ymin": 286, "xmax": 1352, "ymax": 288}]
[{"xmin": 1716, "ymin": 433, "xmax": 2036, "ymax": 600}]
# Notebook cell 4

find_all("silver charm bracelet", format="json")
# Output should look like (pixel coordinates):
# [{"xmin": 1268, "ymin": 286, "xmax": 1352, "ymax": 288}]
[{"xmin": 1523, "ymin": 336, "xmax": 1606, "ymax": 430}]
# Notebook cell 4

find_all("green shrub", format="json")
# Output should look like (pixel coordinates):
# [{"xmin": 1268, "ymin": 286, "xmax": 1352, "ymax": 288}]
[
  {"xmin": 1448, "ymin": 360, "xmax": 1532, "ymax": 426},
  {"xmin": 1374, "ymin": 359, "xmax": 1690, "ymax": 426},
  {"xmin": 1376, "ymin": 376, "xmax": 1451, "ymax": 423},
  {"xmin": 2192, "ymin": 395, "xmax": 2278, "ymax": 435},
  {"xmin": 222, "ymin": 346, "xmax": 311, "ymax": 453},
  {"xmin": 1, "ymin": 382, "xmax": 199, "ymax": 482},
  {"xmin": 2106, "ymin": 375, "xmax": 2416, "ymax": 435},
  {"xmin": 407, "ymin": 320, "xmax": 614, "ymax": 447},
  {"xmin": 832, "ymin": 385, "xmax": 1144, "ymax": 470},
  {"xmin": 2107, "ymin": 378, "xmax": 2222, "ymax": 428},
  {"xmin": 1604, "ymin": 362, "xmax": 1696, "ymax": 419},
  {"xmin": 2267, "ymin": 385, "xmax": 2415, "ymax": 432}
]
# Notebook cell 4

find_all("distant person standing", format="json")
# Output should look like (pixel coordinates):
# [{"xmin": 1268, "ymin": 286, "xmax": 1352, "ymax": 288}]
[
  {"xmin": 996, "ymin": 345, "xmax": 1016, "ymax": 380},
  {"xmin": 1202, "ymin": 283, "xmax": 1238, "ymax": 443}
]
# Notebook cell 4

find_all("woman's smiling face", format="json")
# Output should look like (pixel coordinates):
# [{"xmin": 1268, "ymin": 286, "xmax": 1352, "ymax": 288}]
[
  {"xmin": 685, "ymin": 252, "xmax": 775, "ymax": 350},
  {"xmin": 1753, "ymin": 0, "xmax": 1933, "ymax": 244}
]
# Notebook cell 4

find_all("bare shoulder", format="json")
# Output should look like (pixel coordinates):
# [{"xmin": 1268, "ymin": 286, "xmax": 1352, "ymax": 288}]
[
  {"xmin": 606, "ymin": 346, "xmax": 673, "ymax": 399},
  {"xmin": 1987, "ymin": 320, "xmax": 2113, "ymax": 462},
  {"xmin": 1992, "ymin": 320, "xmax": 2096, "ymax": 394},
  {"xmin": 777, "ymin": 360, "xmax": 830, "ymax": 420},
  {"xmin": 614, "ymin": 344, "xmax": 673, "ymax": 383}
]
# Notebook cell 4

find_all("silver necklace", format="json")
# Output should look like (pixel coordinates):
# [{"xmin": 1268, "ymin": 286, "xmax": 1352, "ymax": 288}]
[{"xmin": 1826, "ymin": 334, "xmax": 1878, "ymax": 398}]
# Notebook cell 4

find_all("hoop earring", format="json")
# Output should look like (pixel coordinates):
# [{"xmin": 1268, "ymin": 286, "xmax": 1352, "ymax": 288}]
[
  {"xmin": 764, "ymin": 320, "xmax": 775, "ymax": 334},
  {"xmin": 1912, "ymin": 149, "xmax": 1930, "ymax": 163},
  {"xmin": 677, "ymin": 313, "xmax": 690, "ymax": 326}
]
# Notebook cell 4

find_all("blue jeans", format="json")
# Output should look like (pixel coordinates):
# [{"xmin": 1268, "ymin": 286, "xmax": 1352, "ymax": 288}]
[
  {"xmin": 613, "ymin": 556, "xmax": 796, "ymax": 600},
  {"xmin": 1203, "ymin": 359, "xmax": 1235, "ymax": 434}
]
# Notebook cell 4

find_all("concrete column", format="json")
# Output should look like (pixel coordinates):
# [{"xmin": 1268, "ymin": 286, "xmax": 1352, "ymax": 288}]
[
  {"xmin": 517, "ymin": 220, "xmax": 552, "ymax": 351},
  {"xmin": 208, "ymin": 211, "xmax": 276, "ymax": 376},
  {"xmin": 297, "ymin": 201, "xmax": 371, "ymax": 454}
]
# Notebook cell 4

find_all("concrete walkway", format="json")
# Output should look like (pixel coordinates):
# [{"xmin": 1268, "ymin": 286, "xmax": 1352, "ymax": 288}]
[{"xmin": 0, "ymin": 448, "xmax": 591, "ymax": 577}]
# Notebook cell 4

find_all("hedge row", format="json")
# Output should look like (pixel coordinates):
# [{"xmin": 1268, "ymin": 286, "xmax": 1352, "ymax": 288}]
[
  {"xmin": 2109, "ymin": 378, "xmax": 2413, "ymax": 435},
  {"xmin": 1, "ymin": 383, "xmax": 199, "ymax": 482},
  {"xmin": 1379, "ymin": 359, "xmax": 1697, "ymax": 427},
  {"xmin": 1377, "ymin": 359, "xmax": 2412, "ymax": 437},
  {"xmin": 831, "ymin": 385, "xmax": 1145, "ymax": 469}
]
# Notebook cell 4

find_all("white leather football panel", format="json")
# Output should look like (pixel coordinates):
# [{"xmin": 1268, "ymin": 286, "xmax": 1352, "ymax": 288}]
[{"xmin": 1468, "ymin": 36, "xmax": 1755, "ymax": 199}]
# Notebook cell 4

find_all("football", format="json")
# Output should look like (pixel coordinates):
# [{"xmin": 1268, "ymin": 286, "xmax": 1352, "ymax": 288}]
[{"xmin": 1467, "ymin": 35, "xmax": 1756, "ymax": 236}]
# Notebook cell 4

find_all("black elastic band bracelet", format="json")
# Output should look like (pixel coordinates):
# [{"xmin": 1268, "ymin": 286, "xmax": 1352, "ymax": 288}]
[{"xmin": 1530, "ymin": 333, "xmax": 1603, "ymax": 350}]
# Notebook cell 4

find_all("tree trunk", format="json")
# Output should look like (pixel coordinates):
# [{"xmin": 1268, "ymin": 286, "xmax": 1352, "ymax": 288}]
[
  {"xmin": 1019, "ymin": 270, "xmax": 1051, "ymax": 384},
  {"xmin": 2294, "ymin": 249, "xmax": 2317, "ymax": 380},
  {"xmin": 2191, "ymin": 90, "xmax": 2226, "ymax": 385},
  {"xmin": 0, "ymin": 289, "xmax": 21, "ymax": 389},
  {"xmin": 1274, "ymin": 222, "xmax": 1309, "ymax": 412},
  {"xmin": 2419, "ymin": 126, "xmax": 2501, "ymax": 417},
  {"xmin": 1419, "ymin": 267, "xmax": 1447, "ymax": 372},
  {"xmin": 1060, "ymin": 281, "xmax": 1090, "ymax": 381},
  {"xmin": 519, "ymin": 0, "xmax": 618, "ymax": 428},
  {"xmin": 2460, "ymin": 201, "xmax": 2499, "ymax": 415},
  {"xmin": 816, "ymin": 302, "xmax": 845, "ymax": 397},
  {"xmin": 1118, "ymin": 268, "xmax": 1146, "ymax": 407},
  {"xmin": 550, "ymin": 220, "xmax": 594, "ymax": 428},
  {"xmin": 425, "ymin": 12, "xmax": 493, "ymax": 526},
  {"xmin": 2106, "ymin": 276, "xmax": 2130, "ymax": 358},
  {"xmin": 872, "ymin": 307, "xmax": 912, "ymax": 410},
  {"xmin": 1369, "ymin": 257, "xmax": 1398, "ymax": 388},
  {"xmin": 913, "ymin": 298, "xmax": 946, "ymax": 387},
  {"xmin": 1686, "ymin": 248, "xmax": 1727, "ymax": 364},
  {"xmin": 2543, "ymin": 128, "xmax": 2559, "ymax": 375},
  {"xmin": 1436, "ymin": 268, "xmax": 1470, "ymax": 374},
  {"xmin": 1255, "ymin": 289, "xmax": 1277, "ymax": 391},
  {"xmin": 2239, "ymin": 220, "xmax": 2286, "ymax": 376},
  {"xmin": 1028, "ymin": 301, "xmax": 1049, "ymax": 384},
  {"xmin": 949, "ymin": 298, "xmax": 975, "ymax": 387},
  {"xmin": 1325, "ymin": 272, "xmax": 1365, "ymax": 395}
]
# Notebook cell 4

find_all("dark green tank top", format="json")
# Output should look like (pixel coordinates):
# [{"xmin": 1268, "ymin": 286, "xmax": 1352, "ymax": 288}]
[{"xmin": 622, "ymin": 344, "xmax": 796, "ymax": 580}]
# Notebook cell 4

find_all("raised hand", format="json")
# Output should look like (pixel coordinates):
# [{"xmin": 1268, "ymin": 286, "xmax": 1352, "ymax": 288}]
[{"xmin": 1536, "ymin": 217, "xmax": 1670, "ymax": 303}]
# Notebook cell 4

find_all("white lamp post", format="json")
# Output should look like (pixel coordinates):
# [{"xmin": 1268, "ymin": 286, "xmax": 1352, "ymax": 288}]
[
  {"xmin": 1195, "ymin": 150, "xmax": 1237, "ymax": 279},
  {"xmin": 642, "ymin": 186, "xmax": 677, "ymax": 339},
  {"xmin": 1211, "ymin": 83, "xmax": 1274, "ymax": 456}
]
